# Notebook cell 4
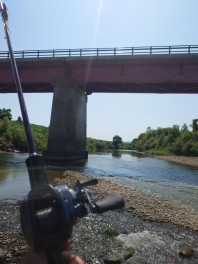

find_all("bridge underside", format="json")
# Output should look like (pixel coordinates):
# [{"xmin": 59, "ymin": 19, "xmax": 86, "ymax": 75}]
[
  {"xmin": 87, "ymin": 82, "xmax": 198, "ymax": 94},
  {"xmin": 1, "ymin": 54, "xmax": 198, "ymax": 94},
  {"xmin": 1, "ymin": 82, "xmax": 198, "ymax": 94}
]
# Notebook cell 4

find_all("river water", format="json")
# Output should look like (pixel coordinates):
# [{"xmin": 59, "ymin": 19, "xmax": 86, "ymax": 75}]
[{"xmin": 0, "ymin": 151, "xmax": 198, "ymax": 212}]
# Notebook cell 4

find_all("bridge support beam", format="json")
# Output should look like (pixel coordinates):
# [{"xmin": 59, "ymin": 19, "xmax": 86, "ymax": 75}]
[{"xmin": 43, "ymin": 79, "xmax": 88, "ymax": 164}]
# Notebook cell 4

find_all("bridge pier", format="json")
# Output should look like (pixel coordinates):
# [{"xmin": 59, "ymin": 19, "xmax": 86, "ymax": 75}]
[{"xmin": 43, "ymin": 79, "xmax": 88, "ymax": 164}]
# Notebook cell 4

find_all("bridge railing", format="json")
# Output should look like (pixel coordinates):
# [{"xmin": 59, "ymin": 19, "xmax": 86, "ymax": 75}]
[{"xmin": 0, "ymin": 45, "xmax": 198, "ymax": 59}]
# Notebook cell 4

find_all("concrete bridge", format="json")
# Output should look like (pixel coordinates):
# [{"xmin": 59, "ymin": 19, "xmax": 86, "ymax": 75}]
[{"xmin": 0, "ymin": 45, "xmax": 198, "ymax": 163}]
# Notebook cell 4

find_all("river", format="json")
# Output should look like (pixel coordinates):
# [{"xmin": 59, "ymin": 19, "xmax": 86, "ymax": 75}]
[{"xmin": 0, "ymin": 151, "xmax": 198, "ymax": 212}]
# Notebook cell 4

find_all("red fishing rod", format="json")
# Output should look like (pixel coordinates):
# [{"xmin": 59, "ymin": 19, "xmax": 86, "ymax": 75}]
[{"xmin": 0, "ymin": 3, "xmax": 125, "ymax": 264}]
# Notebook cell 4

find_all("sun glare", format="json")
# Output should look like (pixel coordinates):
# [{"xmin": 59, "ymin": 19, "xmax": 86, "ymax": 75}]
[
  {"xmin": 85, "ymin": 0, "xmax": 104, "ymax": 83},
  {"xmin": 91, "ymin": 0, "xmax": 104, "ymax": 47}
]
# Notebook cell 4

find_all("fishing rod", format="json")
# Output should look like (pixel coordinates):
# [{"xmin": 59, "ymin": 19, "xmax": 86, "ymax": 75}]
[
  {"xmin": 0, "ymin": 3, "xmax": 125, "ymax": 264},
  {"xmin": 0, "ymin": 1, "xmax": 48, "ymax": 189}
]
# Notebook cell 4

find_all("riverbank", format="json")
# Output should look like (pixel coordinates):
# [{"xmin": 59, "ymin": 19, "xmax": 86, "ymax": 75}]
[
  {"xmin": 0, "ymin": 170, "xmax": 198, "ymax": 263},
  {"xmin": 53, "ymin": 170, "xmax": 198, "ymax": 231},
  {"xmin": 155, "ymin": 155, "xmax": 198, "ymax": 168},
  {"xmin": 131, "ymin": 150, "xmax": 198, "ymax": 168}
]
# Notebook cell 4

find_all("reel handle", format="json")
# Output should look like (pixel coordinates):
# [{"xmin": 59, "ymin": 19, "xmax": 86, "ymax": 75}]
[{"xmin": 94, "ymin": 194, "xmax": 125, "ymax": 213}]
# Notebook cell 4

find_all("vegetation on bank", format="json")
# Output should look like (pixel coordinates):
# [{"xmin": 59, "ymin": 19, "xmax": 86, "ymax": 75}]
[
  {"xmin": 131, "ymin": 119, "xmax": 198, "ymax": 156},
  {"xmin": 0, "ymin": 108, "xmax": 130, "ymax": 152},
  {"xmin": 1, "ymin": 108, "xmax": 197, "ymax": 156},
  {"xmin": 0, "ymin": 119, "xmax": 130, "ymax": 153},
  {"xmin": 0, "ymin": 118, "xmax": 48, "ymax": 152},
  {"xmin": 0, "ymin": 108, "xmax": 48, "ymax": 152},
  {"xmin": 87, "ymin": 136, "xmax": 130, "ymax": 152}
]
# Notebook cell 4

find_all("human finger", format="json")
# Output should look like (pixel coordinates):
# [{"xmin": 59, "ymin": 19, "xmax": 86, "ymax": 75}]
[{"xmin": 62, "ymin": 252, "xmax": 85, "ymax": 264}]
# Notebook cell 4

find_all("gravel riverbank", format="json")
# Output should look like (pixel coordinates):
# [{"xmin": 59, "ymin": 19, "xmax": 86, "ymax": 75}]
[
  {"xmin": 155, "ymin": 155, "xmax": 198, "ymax": 168},
  {"xmin": 54, "ymin": 170, "xmax": 198, "ymax": 231},
  {"xmin": 0, "ymin": 170, "xmax": 198, "ymax": 263}
]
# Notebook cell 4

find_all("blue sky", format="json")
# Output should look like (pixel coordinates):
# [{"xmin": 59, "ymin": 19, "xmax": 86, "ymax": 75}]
[{"xmin": 0, "ymin": 0, "xmax": 198, "ymax": 141}]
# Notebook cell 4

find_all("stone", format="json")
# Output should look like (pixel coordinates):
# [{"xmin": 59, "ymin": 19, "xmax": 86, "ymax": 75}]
[
  {"xmin": 123, "ymin": 247, "xmax": 135, "ymax": 260},
  {"xmin": 0, "ymin": 248, "xmax": 6, "ymax": 264},
  {"xmin": 128, "ymin": 257, "xmax": 148, "ymax": 264},
  {"xmin": 6, "ymin": 252, "xmax": 12, "ymax": 259},
  {"xmin": 20, "ymin": 245, "xmax": 27, "ymax": 251},
  {"xmin": 103, "ymin": 256, "xmax": 122, "ymax": 264},
  {"xmin": 104, "ymin": 227, "xmax": 119, "ymax": 237},
  {"xmin": 178, "ymin": 244, "xmax": 194, "ymax": 257}
]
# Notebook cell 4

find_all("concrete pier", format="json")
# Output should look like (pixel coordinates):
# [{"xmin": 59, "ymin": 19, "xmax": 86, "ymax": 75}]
[{"xmin": 43, "ymin": 79, "xmax": 88, "ymax": 164}]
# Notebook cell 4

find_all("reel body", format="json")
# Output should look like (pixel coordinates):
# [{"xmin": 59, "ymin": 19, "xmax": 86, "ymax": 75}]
[{"xmin": 20, "ymin": 178, "xmax": 125, "ymax": 250}]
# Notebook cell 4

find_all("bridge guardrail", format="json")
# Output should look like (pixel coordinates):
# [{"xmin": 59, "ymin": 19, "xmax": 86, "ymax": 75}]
[{"xmin": 0, "ymin": 45, "xmax": 198, "ymax": 59}]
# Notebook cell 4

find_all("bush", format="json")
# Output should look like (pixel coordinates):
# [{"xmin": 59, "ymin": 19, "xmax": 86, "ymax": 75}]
[{"xmin": 132, "ymin": 122, "xmax": 198, "ymax": 156}]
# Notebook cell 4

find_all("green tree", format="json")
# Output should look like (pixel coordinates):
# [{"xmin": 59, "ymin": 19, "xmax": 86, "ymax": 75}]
[
  {"xmin": 192, "ymin": 119, "xmax": 198, "ymax": 131},
  {"xmin": 0, "ymin": 117, "xmax": 11, "ymax": 133},
  {"xmin": 86, "ymin": 137, "xmax": 113, "ymax": 152},
  {"xmin": 12, "ymin": 128, "xmax": 27, "ymax": 150},
  {"xmin": 181, "ymin": 123, "xmax": 188, "ymax": 132},
  {"xmin": 0, "ymin": 108, "xmax": 12, "ymax": 120},
  {"xmin": 112, "ymin": 135, "xmax": 122, "ymax": 150},
  {"xmin": 130, "ymin": 119, "xmax": 198, "ymax": 156}
]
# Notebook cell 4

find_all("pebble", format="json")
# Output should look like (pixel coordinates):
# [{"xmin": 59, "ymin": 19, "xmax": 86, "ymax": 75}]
[
  {"xmin": 104, "ymin": 227, "xmax": 120, "ymax": 237},
  {"xmin": 0, "ymin": 248, "xmax": 6, "ymax": 264},
  {"xmin": 123, "ymin": 247, "xmax": 135, "ymax": 260},
  {"xmin": 128, "ymin": 257, "xmax": 148, "ymax": 264},
  {"xmin": 178, "ymin": 244, "xmax": 194, "ymax": 257},
  {"xmin": 104, "ymin": 256, "xmax": 122, "ymax": 264}
]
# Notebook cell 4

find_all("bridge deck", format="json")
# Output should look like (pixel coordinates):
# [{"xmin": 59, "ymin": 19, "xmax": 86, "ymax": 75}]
[{"xmin": 1, "ymin": 45, "xmax": 198, "ymax": 94}]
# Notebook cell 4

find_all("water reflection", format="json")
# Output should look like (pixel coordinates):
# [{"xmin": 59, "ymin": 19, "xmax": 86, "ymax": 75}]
[
  {"xmin": 112, "ymin": 150, "xmax": 147, "ymax": 159},
  {"xmin": 112, "ymin": 151, "xmax": 122, "ymax": 158},
  {"xmin": 0, "ymin": 168, "xmax": 9, "ymax": 183},
  {"xmin": 0, "ymin": 153, "xmax": 26, "ymax": 184}
]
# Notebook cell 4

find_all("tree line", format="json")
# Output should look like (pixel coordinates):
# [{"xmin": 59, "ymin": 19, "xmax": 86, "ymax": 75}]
[
  {"xmin": 87, "ymin": 135, "xmax": 130, "ymax": 152},
  {"xmin": 1, "ymin": 108, "xmax": 197, "ymax": 156},
  {"xmin": 0, "ymin": 109, "xmax": 127, "ymax": 152},
  {"xmin": 131, "ymin": 119, "xmax": 198, "ymax": 156}
]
